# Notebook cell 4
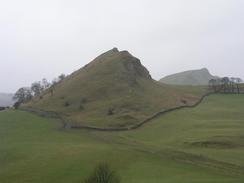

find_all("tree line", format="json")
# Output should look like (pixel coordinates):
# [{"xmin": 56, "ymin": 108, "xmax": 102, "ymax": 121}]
[
  {"xmin": 13, "ymin": 74, "xmax": 66, "ymax": 108},
  {"xmin": 208, "ymin": 77, "xmax": 243, "ymax": 93}
]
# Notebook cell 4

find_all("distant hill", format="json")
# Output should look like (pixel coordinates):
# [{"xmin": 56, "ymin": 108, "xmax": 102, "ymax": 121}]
[
  {"xmin": 160, "ymin": 68, "xmax": 218, "ymax": 86},
  {"xmin": 23, "ymin": 48, "xmax": 206, "ymax": 128},
  {"xmin": 0, "ymin": 93, "xmax": 14, "ymax": 107}
]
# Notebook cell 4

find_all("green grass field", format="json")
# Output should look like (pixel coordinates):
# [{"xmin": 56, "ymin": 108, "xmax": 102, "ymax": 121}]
[{"xmin": 1, "ymin": 94, "xmax": 244, "ymax": 183}]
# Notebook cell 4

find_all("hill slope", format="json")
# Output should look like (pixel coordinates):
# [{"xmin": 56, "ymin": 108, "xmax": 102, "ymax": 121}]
[
  {"xmin": 160, "ymin": 68, "xmax": 218, "ymax": 86},
  {"xmin": 24, "ymin": 48, "xmax": 206, "ymax": 128},
  {"xmin": 0, "ymin": 93, "xmax": 14, "ymax": 107}
]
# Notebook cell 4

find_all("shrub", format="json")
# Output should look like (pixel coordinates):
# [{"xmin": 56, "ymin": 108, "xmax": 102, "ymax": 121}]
[
  {"xmin": 13, "ymin": 102, "xmax": 21, "ymax": 109},
  {"xmin": 79, "ymin": 104, "xmax": 84, "ymax": 110},
  {"xmin": 64, "ymin": 101, "xmax": 70, "ymax": 107},
  {"xmin": 84, "ymin": 163, "xmax": 121, "ymax": 183},
  {"xmin": 107, "ymin": 108, "xmax": 114, "ymax": 115},
  {"xmin": 60, "ymin": 96, "xmax": 65, "ymax": 100},
  {"xmin": 181, "ymin": 99, "xmax": 187, "ymax": 105},
  {"xmin": 81, "ymin": 98, "xmax": 87, "ymax": 104}
]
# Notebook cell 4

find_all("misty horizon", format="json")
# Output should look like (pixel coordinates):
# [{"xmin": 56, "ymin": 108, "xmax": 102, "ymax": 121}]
[{"xmin": 1, "ymin": 0, "xmax": 244, "ymax": 93}]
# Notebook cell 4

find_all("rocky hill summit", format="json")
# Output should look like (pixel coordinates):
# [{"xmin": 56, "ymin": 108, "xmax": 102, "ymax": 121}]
[{"xmin": 23, "ymin": 48, "xmax": 205, "ymax": 128}]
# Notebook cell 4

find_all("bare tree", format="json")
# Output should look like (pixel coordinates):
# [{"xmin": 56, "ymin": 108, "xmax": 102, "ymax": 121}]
[
  {"xmin": 221, "ymin": 77, "xmax": 230, "ymax": 93},
  {"xmin": 13, "ymin": 87, "xmax": 32, "ymax": 108},
  {"xmin": 48, "ymin": 74, "xmax": 66, "ymax": 97},
  {"xmin": 236, "ymin": 78, "xmax": 243, "ymax": 83},
  {"xmin": 31, "ymin": 82, "xmax": 43, "ymax": 96},
  {"xmin": 208, "ymin": 79, "xmax": 217, "ymax": 92},
  {"xmin": 49, "ymin": 78, "xmax": 60, "ymax": 96},
  {"xmin": 230, "ymin": 77, "xmax": 236, "ymax": 93},
  {"xmin": 236, "ymin": 78, "xmax": 243, "ymax": 94},
  {"xmin": 58, "ymin": 74, "xmax": 66, "ymax": 81},
  {"xmin": 41, "ymin": 78, "xmax": 50, "ymax": 90}
]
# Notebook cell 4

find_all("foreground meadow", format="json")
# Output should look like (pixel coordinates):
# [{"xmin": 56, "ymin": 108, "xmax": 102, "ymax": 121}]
[{"xmin": 1, "ymin": 94, "xmax": 244, "ymax": 183}]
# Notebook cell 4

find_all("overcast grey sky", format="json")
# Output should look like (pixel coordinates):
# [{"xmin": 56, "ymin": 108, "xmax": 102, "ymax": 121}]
[{"xmin": 0, "ymin": 0, "xmax": 244, "ymax": 93}]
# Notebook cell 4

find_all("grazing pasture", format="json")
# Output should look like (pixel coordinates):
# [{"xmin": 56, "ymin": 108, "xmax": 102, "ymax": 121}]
[{"xmin": 1, "ymin": 94, "xmax": 244, "ymax": 183}]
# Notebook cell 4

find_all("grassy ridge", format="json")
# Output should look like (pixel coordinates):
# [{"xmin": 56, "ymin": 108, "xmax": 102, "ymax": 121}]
[
  {"xmin": 160, "ymin": 68, "xmax": 218, "ymax": 86},
  {"xmin": 1, "ymin": 94, "xmax": 244, "ymax": 182}
]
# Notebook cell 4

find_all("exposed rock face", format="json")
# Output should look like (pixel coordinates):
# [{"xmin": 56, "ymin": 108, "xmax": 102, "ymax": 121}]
[
  {"xmin": 120, "ymin": 51, "xmax": 152, "ymax": 80},
  {"xmin": 87, "ymin": 48, "xmax": 152, "ymax": 80}
]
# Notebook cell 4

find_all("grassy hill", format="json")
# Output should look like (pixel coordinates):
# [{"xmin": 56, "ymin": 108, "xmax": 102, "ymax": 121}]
[
  {"xmin": 1, "ymin": 94, "xmax": 244, "ymax": 183},
  {"xmin": 160, "ymin": 68, "xmax": 218, "ymax": 86},
  {"xmin": 0, "ymin": 93, "xmax": 14, "ymax": 107},
  {"xmin": 23, "ymin": 48, "xmax": 206, "ymax": 128}
]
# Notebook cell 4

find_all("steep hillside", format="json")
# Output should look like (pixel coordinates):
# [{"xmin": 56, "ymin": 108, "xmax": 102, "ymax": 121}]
[
  {"xmin": 0, "ymin": 93, "xmax": 14, "ymax": 107},
  {"xmin": 160, "ymin": 68, "xmax": 218, "ymax": 86},
  {"xmin": 23, "ymin": 48, "xmax": 206, "ymax": 128}
]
